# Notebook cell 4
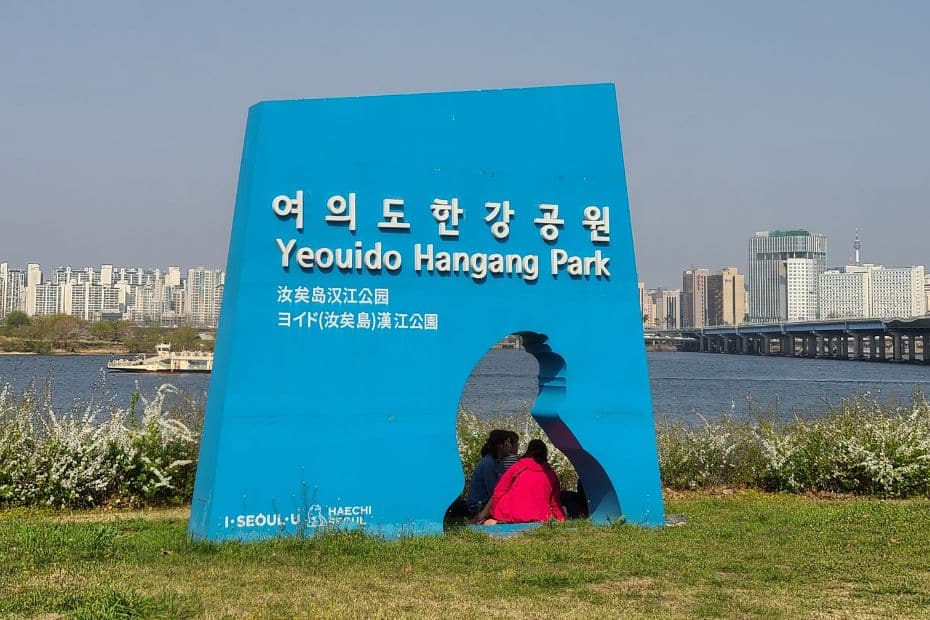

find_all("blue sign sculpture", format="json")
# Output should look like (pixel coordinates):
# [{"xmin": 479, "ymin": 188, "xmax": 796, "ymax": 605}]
[{"xmin": 189, "ymin": 84, "xmax": 665, "ymax": 540}]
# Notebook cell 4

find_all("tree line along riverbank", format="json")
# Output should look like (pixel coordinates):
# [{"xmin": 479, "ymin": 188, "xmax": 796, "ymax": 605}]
[{"xmin": 0, "ymin": 311, "xmax": 214, "ymax": 355}]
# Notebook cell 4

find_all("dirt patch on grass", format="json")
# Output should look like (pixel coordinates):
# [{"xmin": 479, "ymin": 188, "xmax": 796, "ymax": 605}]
[
  {"xmin": 588, "ymin": 576, "xmax": 655, "ymax": 596},
  {"xmin": 663, "ymin": 487, "xmax": 746, "ymax": 500},
  {"xmin": 24, "ymin": 568, "xmax": 90, "ymax": 591},
  {"xmin": 50, "ymin": 507, "xmax": 190, "ymax": 523}
]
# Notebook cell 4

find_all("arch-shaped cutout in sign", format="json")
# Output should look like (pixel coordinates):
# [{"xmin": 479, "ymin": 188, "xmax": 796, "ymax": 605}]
[{"xmin": 189, "ymin": 84, "xmax": 665, "ymax": 541}]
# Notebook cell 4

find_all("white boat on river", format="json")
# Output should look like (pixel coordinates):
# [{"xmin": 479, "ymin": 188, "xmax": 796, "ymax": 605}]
[{"xmin": 107, "ymin": 343, "xmax": 214, "ymax": 373}]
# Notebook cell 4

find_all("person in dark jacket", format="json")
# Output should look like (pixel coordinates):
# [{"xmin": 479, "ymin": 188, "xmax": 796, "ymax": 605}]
[{"xmin": 464, "ymin": 429, "xmax": 513, "ymax": 517}]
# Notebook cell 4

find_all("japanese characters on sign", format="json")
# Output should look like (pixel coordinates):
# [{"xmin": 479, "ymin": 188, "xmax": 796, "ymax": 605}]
[{"xmin": 274, "ymin": 286, "xmax": 440, "ymax": 332}]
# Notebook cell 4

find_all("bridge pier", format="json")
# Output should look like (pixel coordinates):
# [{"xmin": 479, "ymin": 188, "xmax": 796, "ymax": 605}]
[
  {"xmin": 892, "ymin": 333, "xmax": 903, "ymax": 361},
  {"xmin": 840, "ymin": 335, "xmax": 849, "ymax": 360},
  {"xmin": 852, "ymin": 335, "xmax": 863, "ymax": 360},
  {"xmin": 924, "ymin": 333, "xmax": 930, "ymax": 364}
]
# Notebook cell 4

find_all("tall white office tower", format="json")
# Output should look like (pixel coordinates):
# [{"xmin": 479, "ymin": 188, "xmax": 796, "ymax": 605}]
[{"xmin": 748, "ymin": 230, "xmax": 827, "ymax": 323}]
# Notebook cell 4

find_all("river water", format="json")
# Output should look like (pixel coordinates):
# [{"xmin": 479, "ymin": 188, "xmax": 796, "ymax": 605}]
[{"xmin": 1, "ymin": 351, "xmax": 928, "ymax": 421}]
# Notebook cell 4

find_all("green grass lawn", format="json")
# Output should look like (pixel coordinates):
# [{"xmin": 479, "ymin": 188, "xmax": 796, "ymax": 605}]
[{"xmin": 1, "ymin": 491, "xmax": 928, "ymax": 619}]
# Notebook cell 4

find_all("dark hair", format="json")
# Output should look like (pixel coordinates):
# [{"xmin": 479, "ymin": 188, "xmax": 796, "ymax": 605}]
[
  {"xmin": 523, "ymin": 439, "xmax": 548, "ymax": 464},
  {"xmin": 481, "ymin": 429, "xmax": 512, "ymax": 458},
  {"xmin": 507, "ymin": 431, "xmax": 519, "ymax": 450}
]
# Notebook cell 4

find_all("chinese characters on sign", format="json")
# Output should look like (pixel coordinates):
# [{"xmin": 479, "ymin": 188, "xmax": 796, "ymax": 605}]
[{"xmin": 274, "ymin": 286, "xmax": 439, "ymax": 332}]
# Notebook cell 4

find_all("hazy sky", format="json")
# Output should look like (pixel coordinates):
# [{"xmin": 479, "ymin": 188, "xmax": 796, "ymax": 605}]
[{"xmin": 1, "ymin": 1, "xmax": 927, "ymax": 288}]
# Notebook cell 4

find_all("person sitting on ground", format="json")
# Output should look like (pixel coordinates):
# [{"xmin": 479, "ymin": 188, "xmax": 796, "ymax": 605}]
[
  {"xmin": 464, "ymin": 429, "xmax": 513, "ymax": 518},
  {"xmin": 501, "ymin": 431, "xmax": 521, "ymax": 471},
  {"xmin": 472, "ymin": 439, "xmax": 566, "ymax": 525}
]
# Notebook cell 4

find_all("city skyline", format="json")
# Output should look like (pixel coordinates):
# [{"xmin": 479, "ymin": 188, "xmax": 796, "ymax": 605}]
[
  {"xmin": 3, "ymin": 223, "xmax": 925, "ymax": 294},
  {"xmin": 0, "ymin": 262, "xmax": 225, "ymax": 328},
  {"xmin": 2, "ymin": 3, "xmax": 928, "ymax": 287}
]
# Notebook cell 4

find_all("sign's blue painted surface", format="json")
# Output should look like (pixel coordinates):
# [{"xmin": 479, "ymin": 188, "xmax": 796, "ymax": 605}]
[{"xmin": 189, "ymin": 84, "xmax": 665, "ymax": 540}]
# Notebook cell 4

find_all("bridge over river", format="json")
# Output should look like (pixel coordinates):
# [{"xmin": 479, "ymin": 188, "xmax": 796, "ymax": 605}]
[{"xmin": 672, "ymin": 317, "xmax": 930, "ymax": 364}]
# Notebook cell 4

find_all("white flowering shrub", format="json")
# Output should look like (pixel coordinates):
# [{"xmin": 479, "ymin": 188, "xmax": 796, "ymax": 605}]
[
  {"xmin": 4, "ymin": 378, "xmax": 927, "ymax": 506},
  {"xmin": 756, "ymin": 393, "xmax": 930, "ymax": 496},
  {"xmin": 456, "ymin": 408, "xmax": 578, "ymax": 492},
  {"xmin": 0, "ymin": 383, "xmax": 199, "ymax": 508},
  {"xmin": 661, "ymin": 391, "xmax": 930, "ymax": 498},
  {"xmin": 657, "ymin": 414, "xmax": 765, "ymax": 490}
]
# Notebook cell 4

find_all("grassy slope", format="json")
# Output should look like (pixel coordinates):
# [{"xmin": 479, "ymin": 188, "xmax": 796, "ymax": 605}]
[{"xmin": 1, "ymin": 492, "xmax": 928, "ymax": 619}]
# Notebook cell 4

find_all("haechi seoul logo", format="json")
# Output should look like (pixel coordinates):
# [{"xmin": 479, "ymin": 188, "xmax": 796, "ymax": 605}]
[
  {"xmin": 307, "ymin": 504, "xmax": 373, "ymax": 529},
  {"xmin": 222, "ymin": 504, "xmax": 375, "ymax": 531}
]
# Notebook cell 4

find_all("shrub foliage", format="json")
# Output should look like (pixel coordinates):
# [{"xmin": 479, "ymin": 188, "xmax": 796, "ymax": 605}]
[
  {"xmin": 1, "ymin": 381, "xmax": 928, "ymax": 508},
  {"xmin": 659, "ymin": 390, "xmax": 930, "ymax": 498},
  {"xmin": 0, "ymin": 383, "xmax": 198, "ymax": 508}
]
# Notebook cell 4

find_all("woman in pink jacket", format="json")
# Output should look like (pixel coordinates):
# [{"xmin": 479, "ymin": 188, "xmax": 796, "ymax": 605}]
[{"xmin": 473, "ymin": 439, "xmax": 566, "ymax": 524}]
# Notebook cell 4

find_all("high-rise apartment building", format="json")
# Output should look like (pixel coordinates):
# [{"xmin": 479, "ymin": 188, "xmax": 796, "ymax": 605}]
[
  {"xmin": 0, "ymin": 263, "xmax": 6, "ymax": 322},
  {"xmin": 24, "ymin": 263, "xmax": 43, "ymax": 316},
  {"xmin": 186, "ymin": 267, "xmax": 225, "ymax": 328},
  {"xmin": 0, "ymin": 264, "xmax": 25, "ymax": 321},
  {"xmin": 638, "ymin": 282, "xmax": 652, "ymax": 326},
  {"xmin": 32, "ymin": 282, "xmax": 61, "ymax": 317},
  {"xmin": 871, "ymin": 266, "xmax": 926, "ymax": 318},
  {"xmin": 0, "ymin": 261, "xmax": 226, "ymax": 327},
  {"xmin": 705, "ymin": 267, "xmax": 746, "ymax": 326},
  {"xmin": 681, "ymin": 268, "xmax": 710, "ymax": 328},
  {"xmin": 62, "ymin": 281, "xmax": 107, "ymax": 321},
  {"xmin": 651, "ymin": 288, "xmax": 682, "ymax": 330},
  {"xmin": 748, "ymin": 230, "xmax": 827, "ymax": 323},
  {"xmin": 925, "ymin": 275, "xmax": 930, "ymax": 315},
  {"xmin": 819, "ymin": 264, "xmax": 926, "ymax": 319},
  {"xmin": 819, "ymin": 266, "xmax": 872, "ymax": 319}
]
